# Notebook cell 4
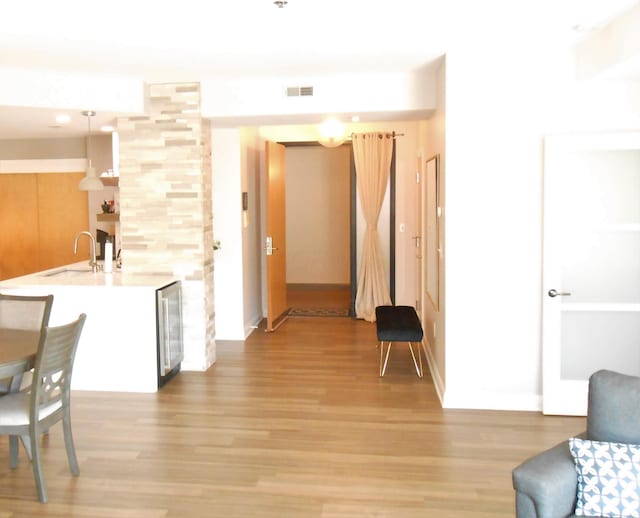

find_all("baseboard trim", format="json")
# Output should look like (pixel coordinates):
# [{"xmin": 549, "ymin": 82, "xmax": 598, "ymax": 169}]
[
  {"xmin": 287, "ymin": 283, "xmax": 350, "ymax": 291},
  {"xmin": 443, "ymin": 389, "xmax": 542, "ymax": 412},
  {"xmin": 422, "ymin": 338, "xmax": 445, "ymax": 406},
  {"xmin": 420, "ymin": 338, "xmax": 542, "ymax": 411},
  {"xmin": 244, "ymin": 315, "xmax": 262, "ymax": 339}
]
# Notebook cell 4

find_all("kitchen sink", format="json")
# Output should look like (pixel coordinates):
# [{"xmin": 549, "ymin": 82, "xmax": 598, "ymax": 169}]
[{"xmin": 42, "ymin": 268, "xmax": 94, "ymax": 277}]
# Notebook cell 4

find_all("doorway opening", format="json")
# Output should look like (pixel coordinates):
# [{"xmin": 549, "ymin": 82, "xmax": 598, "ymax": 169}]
[
  {"xmin": 284, "ymin": 142, "xmax": 352, "ymax": 317},
  {"xmin": 280, "ymin": 138, "xmax": 397, "ymax": 319}
]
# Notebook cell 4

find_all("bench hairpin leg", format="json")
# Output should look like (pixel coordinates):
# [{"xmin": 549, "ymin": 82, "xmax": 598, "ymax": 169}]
[
  {"xmin": 408, "ymin": 342, "xmax": 423, "ymax": 378},
  {"xmin": 380, "ymin": 341, "xmax": 392, "ymax": 377}
]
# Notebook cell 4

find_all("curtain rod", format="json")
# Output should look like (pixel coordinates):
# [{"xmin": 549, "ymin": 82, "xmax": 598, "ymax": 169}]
[{"xmin": 349, "ymin": 132, "xmax": 404, "ymax": 138}]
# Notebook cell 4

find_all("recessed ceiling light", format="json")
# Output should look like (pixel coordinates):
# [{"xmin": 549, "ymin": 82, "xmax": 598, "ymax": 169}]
[
  {"xmin": 572, "ymin": 24, "xmax": 598, "ymax": 33},
  {"xmin": 55, "ymin": 114, "xmax": 71, "ymax": 124},
  {"xmin": 351, "ymin": 115, "xmax": 360, "ymax": 122},
  {"xmin": 100, "ymin": 125, "xmax": 115, "ymax": 133}
]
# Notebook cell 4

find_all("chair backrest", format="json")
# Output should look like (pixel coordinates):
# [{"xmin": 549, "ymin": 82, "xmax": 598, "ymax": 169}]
[
  {"xmin": 30, "ymin": 314, "xmax": 86, "ymax": 417},
  {"xmin": 0, "ymin": 293, "xmax": 54, "ymax": 333},
  {"xmin": 587, "ymin": 369, "xmax": 640, "ymax": 444}
]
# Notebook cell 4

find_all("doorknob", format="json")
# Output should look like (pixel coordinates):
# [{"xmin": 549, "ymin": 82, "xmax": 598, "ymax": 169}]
[{"xmin": 548, "ymin": 289, "xmax": 572, "ymax": 298}]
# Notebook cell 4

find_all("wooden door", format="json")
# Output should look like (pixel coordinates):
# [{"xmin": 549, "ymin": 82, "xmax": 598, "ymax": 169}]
[
  {"xmin": 265, "ymin": 141, "xmax": 289, "ymax": 331},
  {"xmin": 0, "ymin": 174, "xmax": 40, "ymax": 280},
  {"xmin": 37, "ymin": 172, "xmax": 89, "ymax": 271}
]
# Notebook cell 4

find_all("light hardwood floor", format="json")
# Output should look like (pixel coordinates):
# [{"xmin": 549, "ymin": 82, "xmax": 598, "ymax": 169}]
[
  {"xmin": 0, "ymin": 316, "xmax": 584, "ymax": 517},
  {"xmin": 287, "ymin": 285, "xmax": 351, "ymax": 312}
]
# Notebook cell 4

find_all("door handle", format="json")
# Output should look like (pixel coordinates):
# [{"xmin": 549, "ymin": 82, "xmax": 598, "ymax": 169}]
[
  {"xmin": 548, "ymin": 289, "xmax": 572, "ymax": 298},
  {"xmin": 264, "ymin": 236, "xmax": 278, "ymax": 255}
]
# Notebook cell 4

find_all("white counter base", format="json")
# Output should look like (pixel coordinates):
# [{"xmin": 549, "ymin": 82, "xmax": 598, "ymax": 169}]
[{"xmin": 0, "ymin": 263, "xmax": 179, "ymax": 393}]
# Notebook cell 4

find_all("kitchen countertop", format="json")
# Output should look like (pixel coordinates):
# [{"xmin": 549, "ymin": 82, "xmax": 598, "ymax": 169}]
[{"xmin": 0, "ymin": 261, "xmax": 178, "ymax": 289}]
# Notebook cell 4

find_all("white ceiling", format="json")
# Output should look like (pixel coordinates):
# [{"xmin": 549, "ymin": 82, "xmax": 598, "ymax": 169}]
[{"xmin": 0, "ymin": 0, "xmax": 638, "ymax": 139}]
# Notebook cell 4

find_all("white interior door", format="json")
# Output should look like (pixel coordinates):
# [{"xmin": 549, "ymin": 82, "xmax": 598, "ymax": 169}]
[{"xmin": 542, "ymin": 131, "xmax": 640, "ymax": 416}]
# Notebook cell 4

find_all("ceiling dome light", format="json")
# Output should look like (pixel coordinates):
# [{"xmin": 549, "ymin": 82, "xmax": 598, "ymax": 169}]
[
  {"xmin": 318, "ymin": 118, "xmax": 346, "ymax": 148},
  {"xmin": 55, "ymin": 114, "xmax": 71, "ymax": 124}
]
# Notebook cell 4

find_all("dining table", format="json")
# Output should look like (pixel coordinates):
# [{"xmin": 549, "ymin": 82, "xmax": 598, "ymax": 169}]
[{"xmin": 0, "ymin": 328, "xmax": 40, "ymax": 389}]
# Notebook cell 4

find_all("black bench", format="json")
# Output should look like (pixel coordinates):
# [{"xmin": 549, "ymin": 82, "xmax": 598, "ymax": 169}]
[{"xmin": 375, "ymin": 305, "xmax": 424, "ymax": 377}]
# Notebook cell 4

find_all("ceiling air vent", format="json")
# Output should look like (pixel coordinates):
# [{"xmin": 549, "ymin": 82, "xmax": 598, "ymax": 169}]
[{"xmin": 286, "ymin": 86, "xmax": 314, "ymax": 97}]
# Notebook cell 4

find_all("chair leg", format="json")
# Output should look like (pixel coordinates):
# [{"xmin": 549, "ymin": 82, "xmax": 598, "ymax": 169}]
[
  {"xmin": 9, "ymin": 435, "xmax": 35, "ymax": 467},
  {"xmin": 9, "ymin": 435, "xmax": 19, "ymax": 468},
  {"xmin": 9, "ymin": 373, "xmax": 24, "ymax": 392},
  {"xmin": 380, "ymin": 342, "xmax": 393, "ymax": 377},
  {"xmin": 63, "ymin": 412, "xmax": 79, "ymax": 475},
  {"xmin": 20, "ymin": 434, "xmax": 32, "ymax": 461},
  {"xmin": 408, "ymin": 342, "xmax": 423, "ymax": 378},
  {"xmin": 30, "ymin": 428, "xmax": 47, "ymax": 503}
]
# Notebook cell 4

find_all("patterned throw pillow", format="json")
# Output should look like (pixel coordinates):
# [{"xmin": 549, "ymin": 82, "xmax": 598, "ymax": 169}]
[{"xmin": 569, "ymin": 437, "xmax": 640, "ymax": 517}]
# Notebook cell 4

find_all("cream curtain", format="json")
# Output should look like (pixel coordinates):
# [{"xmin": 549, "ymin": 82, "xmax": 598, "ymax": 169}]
[{"xmin": 353, "ymin": 132, "xmax": 393, "ymax": 322}]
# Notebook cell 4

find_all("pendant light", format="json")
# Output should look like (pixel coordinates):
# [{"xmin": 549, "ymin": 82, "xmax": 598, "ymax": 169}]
[{"xmin": 78, "ymin": 110, "xmax": 104, "ymax": 191}]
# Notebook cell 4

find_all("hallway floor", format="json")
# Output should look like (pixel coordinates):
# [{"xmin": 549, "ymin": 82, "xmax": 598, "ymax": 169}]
[{"xmin": 287, "ymin": 284, "xmax": 351, "ymax": 317}]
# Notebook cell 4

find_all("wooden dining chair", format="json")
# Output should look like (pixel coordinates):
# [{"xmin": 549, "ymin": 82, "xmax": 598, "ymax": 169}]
[
  {"xmin": 0, "ymin": 313, "xmax": 86, "ymax": 503},
  {"xmin": 0, "ymin": 293, "xmax": 54, "ymax": 394}
]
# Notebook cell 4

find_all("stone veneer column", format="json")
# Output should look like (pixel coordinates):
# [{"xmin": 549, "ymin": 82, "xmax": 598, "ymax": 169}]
[{"xmin": 117, "ymin": 83, "xmax": 215, "ymax": 370}]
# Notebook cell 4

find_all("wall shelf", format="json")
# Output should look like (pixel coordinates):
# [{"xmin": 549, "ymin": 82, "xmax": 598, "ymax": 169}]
[
  {"xmin": 97, "ymin": 213, "xmax": 120, "ymax": 222},
  {"xmin": 100, "ymin": 177, "xmax": 119, "ymax": 187}
]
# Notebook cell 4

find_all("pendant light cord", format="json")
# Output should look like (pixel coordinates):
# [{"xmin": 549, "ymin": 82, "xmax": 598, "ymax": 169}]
[{"xmin": 82, "ymin": 110, "xmax": 96, "ymax": 170}]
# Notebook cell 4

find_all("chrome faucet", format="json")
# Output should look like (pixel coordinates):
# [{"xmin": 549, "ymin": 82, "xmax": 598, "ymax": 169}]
[{"xmin": 74, "ymin": 231, "xmax": 99, "ymax": 272}]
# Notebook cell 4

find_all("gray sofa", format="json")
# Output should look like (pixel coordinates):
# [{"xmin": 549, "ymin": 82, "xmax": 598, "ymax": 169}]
[{"xmin": 512, "ymin": 369, "xmax": 640, "ymax": 518}]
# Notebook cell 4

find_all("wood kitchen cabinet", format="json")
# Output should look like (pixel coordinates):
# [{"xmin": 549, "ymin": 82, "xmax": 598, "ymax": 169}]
[
  {"xmin": 0, "ymin": 172, "xmax": 89, "ymax": 280},
  {"xmin": 0, "ymin": 174, "xmax": 40, "ymax": 279}
]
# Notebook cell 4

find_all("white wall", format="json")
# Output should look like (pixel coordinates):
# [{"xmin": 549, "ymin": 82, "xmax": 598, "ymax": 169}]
[
  {"xmin": 240, "ymin": 128, "xmax": 264, "ymax": 336},
  {"xmin": 212, "ymin": 128, "xmax": 246, "ymax": 340},
  {"xmin": 442, "ymin": 42, "xmax": 552, "ymax": 410},
  {"xmin": 285, "ymin": 146, "xmax": 351, "ymax": 285},
  {"xmin": 419, "ymin": 57, "xmax": 447, "ymax": 403},
  {"xmin": 202, "ymin": 70, "xmax": 435, "ymax": 126},
  {"xmin": 211, "ymin": 127, "xmax": 264, "ymax": 341}
]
